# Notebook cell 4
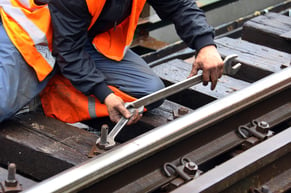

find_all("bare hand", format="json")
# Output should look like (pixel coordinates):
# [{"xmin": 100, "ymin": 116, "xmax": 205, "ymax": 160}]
[
  {"xmin": 188, "ymin": 45, "xmax": 224, "ymax": 90},
  {"xmin": 104, "ymin": 93, "xmax": 142, "ymax": 125}
]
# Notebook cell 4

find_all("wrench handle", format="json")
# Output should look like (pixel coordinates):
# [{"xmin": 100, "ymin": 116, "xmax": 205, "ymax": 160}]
[{"xmin": 108, "ymin": 117, "xmax": 129, "ymax": 139}]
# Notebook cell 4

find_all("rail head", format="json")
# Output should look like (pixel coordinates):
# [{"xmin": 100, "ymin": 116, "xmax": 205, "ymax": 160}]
[{"xmin": 24, "ymin": 66, "xmax": 291, "ymax": 193}]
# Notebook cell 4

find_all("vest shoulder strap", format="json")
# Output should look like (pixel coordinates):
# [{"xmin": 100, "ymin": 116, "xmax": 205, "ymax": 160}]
[{"xmin": 86, "ymin": 0, "xmax": 106, "ymax": 30}]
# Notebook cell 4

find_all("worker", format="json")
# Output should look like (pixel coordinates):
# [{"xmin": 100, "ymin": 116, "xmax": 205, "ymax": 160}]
[
  {"xmin": 0, "ymin": 0, "xmax": 55, "ymax": 123},
  {"xmin": 0, "ymin": 0, "xmax": 223, "ymax": 124}
]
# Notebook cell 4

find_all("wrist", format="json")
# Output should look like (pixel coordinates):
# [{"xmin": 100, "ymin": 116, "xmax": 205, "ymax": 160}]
[
  {"xmin": 198, "ymin": 45, "xmax": 217, "ymax": 55},
  {"xmin": 104, "ymin": 93, "xmax": 115, "ymax": 105},
  {"xmin": 92, "ymin": 83, "xmax": 113, "ymax": 103}
]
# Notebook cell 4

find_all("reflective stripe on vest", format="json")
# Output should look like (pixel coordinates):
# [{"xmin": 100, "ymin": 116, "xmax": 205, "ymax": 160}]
[
  {"xmin": 88, "ymin": 0, "xmax": 147, "ymax": 61},
  {"xmin": 40, "ymin": 74, "xmax": 138, "ymax": 123},
  {"xmin": 0, "ymin": 0, "xmax": 54, "ymax": 81}
]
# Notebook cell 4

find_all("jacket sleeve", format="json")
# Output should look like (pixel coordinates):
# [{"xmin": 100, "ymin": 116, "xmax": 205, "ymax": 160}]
[
  {"xmin": 147, "ymin": 0, "xmax": 215, "ymax": 52},
  {"xmin": 48, "ymin": 0, "xmax": 113, "ymax": 103}
]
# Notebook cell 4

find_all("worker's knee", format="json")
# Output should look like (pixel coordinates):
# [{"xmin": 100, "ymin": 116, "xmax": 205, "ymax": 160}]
[
  {"xmin": 143, "ymin": 77, "xmax": 165, "ymax": 110},
  {"xmin": 0, "ymin": 95, "xmax": 18, "ymax": 122},
  {"xmin": 0, "ymin": 30, "xmax": 53, "ymax": 122},
  {"xmin": 148, "ymin": 76, "xmax": 165, "ymax": 94},
  {"xmin": 0, "ymin": 30, "xmax": 21, "ymax": 122}
]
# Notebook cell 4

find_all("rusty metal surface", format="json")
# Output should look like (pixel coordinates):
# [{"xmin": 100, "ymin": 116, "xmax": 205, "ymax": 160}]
[
  {"xmin": 263, "ymin": 167, "xmax": 291, "ymax": 193},
  {"xmin": 172, "ymin": 127, "xmax": 291, "ymax": 193},
  {"xmin": 1, "ymin": 4, "xmax": 291, "ymax": 192},
  {"xmin": 222, "ymin": 152, "xmax": 291, "ymax": 193},
  {"xmin": 0, "ymin": 166, "xmax": 35, "ymax": 191},
  {"xmin": 112, "ymin": 101, "xmax": 291, "ymax": 193},
  {"xmin": 24, "ymin": 67, "xmax": 291, "ymax": 193}
]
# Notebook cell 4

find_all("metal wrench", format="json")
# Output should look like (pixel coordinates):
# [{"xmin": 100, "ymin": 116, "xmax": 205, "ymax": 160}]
[{"xmin": 96, "ymin": 54, "xmax": 241, "ymax": 150}]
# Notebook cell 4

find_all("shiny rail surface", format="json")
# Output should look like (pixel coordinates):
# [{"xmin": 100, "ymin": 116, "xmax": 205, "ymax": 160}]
[{"xmin": 24, "ymin": 67, "xmax": 291, "ymax": 193}]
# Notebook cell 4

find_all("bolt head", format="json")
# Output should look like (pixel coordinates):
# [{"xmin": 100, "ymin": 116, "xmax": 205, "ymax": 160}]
[
  {"xmin": 258, "ymin": 121, "xmax": 269, "ymax": 129},
  {"xmin": 183, "ymin": 162, "xmax": 198, "ymax": 175}
]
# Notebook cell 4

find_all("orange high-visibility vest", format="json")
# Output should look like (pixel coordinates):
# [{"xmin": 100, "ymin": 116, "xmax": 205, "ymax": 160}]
[
  {"xmin": 43, "ymin": 0, "xmax": 147, "ymax": 123},
  {"xmin": 2, "ymin": 0, "xmax": 147, "ymax": 122},
  {"xmin": 1, "ymin": 0, "xmax": 55, "ymax": 81},
  {"xmin": 87, "ymin": 0, "xmax": 147, "ymax": 61}
]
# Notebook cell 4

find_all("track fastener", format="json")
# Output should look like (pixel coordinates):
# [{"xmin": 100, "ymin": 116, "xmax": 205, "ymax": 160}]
[{"xmin": 0, "ymin": 163, "xmax": 22, "ymax": 193}]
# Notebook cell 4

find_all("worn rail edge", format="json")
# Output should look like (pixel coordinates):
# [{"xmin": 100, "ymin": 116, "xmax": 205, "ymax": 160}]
[
  {"xmin": 172, "ymin": 127, "xmax": 291, "ymax": 193},
  {"xmin": 24, "ymin": 67, "xmax": 291, "ymax": 193}
]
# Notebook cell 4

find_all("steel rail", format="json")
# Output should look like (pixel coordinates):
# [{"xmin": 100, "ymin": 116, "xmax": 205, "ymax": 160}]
[
  {"xmin": 24, "ymin": 67, "xmax": 291, "ymax": 193},
  {"xmin": 115, "ymin": 103, "xmax": 291, "ymax": 193},
  {"xmin": 172, "ymin": 127, "xmax": 291, "ymax": 193}
]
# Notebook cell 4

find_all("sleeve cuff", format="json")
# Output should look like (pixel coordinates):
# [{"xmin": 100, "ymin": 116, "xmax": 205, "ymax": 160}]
[
  {"xmin": 92, "ymin": 83, "xmax": 113, "ymax": 103},
  {"xmin": 192, "ymin": 33, "xmax": 216, "ymax": 54}
]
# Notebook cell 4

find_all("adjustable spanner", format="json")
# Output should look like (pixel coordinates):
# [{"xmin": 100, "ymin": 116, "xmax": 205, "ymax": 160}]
[{"xmin": 94, "ymin": 54, "xmax": 241, "ymax": 151}]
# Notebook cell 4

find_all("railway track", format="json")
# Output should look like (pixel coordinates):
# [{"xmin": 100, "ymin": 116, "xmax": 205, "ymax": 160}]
[{"xmin": 0, "ymin": 2, "xmax": 290, "ymax": 193}]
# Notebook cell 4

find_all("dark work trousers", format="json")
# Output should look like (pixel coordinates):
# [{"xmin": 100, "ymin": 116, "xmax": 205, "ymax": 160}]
[
  {"xmin": 0, "ymin": 21, "xmax": 164, "ymax": 122},
  {"xmin": 0, "ymin": 20, "xmax": 54, "ymax": 122},
  {"xmin": 84, "ymin": 40, "xmax": 165, "ymax": 110}
]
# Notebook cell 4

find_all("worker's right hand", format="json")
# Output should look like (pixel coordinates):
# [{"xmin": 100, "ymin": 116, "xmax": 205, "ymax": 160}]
[
  {"xmin": 104, "ymin": 93, "xmax": 141, "ymax": 125},
  {"xmin": 188, "ymin": 45, "xmax": 224, "ymax": 90}
]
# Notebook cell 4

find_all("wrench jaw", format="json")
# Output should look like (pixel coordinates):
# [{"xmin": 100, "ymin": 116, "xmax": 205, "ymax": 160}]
[
  {"xmin": 89, "ymin": 135, "xmax": 116, "ymax": 157},
  {"xmin": 125, "ymin": 103, "xmax": 145, "ymax": 114},
  {"xmin": 96, "ymin": 137, "xmax": 116, "ymax": 150},
  {"xmin": 229, "ymin": 62, "xmax": 242, "ymax": 76},
  {"xmin": 95, "ymin": 105, "xmax": 145, "ymax": 151},
  {"xmin": 223, "ymin": 54, "xmax": 242, "ymax": 76}
]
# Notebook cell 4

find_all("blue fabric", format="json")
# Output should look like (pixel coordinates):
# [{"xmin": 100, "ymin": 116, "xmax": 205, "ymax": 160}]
[
  {"xmin": 0, "ymin": 19, "xmax": 164, "ymax": 122},
  {"xmin": 85, "ymin": 41, "xmax": 165, "ymax": 109},
  {"xmin": 0, "ymin": 21, "xmax": 53, "ymax": 122}
]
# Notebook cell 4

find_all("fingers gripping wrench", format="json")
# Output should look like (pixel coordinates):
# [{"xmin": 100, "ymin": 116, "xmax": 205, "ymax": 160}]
[{"xmin": 96, "ymin": 54, "xmax": 241, "ymax": 150}]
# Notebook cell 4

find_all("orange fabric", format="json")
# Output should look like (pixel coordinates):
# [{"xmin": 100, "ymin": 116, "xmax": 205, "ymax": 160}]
[
  {"xmin": 2, "ymin": 0, "xmax": 147, "ymax": 122},
  {"xmin": 40, "ymin": 74, "xmax": 138, "ymax": 123},
  {"xmin": 1, "ymin": 0, "xmax": 146, "ymax": 82},
  {"xmin": 91, "ymin": 0, "xmax": 147, "ymax": 61},
  {"xmin": 39, "ymin": 0, "xmax": 148, "ymax": 122},
  {"xmin": 86, "ymin": 0, "xmax": 106, "ymax": 30},
  {"xmin": 1, "ymin": 1, "xmax": 53, "ymax": 81}
]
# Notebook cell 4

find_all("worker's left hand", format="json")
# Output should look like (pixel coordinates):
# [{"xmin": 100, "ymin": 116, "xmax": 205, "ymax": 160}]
[{"xmin": 188, "ymin": 45, "xmax": 224, "ymax": 90}]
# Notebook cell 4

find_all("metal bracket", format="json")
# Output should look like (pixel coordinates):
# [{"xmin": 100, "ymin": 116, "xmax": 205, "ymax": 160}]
[
  {"xmin": 162, "ymin": 156, "xmax": 200, "ymax": 182},
  {"xmin": 0, "ymin": 163, "xmax": 22, "ymax": 193},
  {"xmin": 161, "ymin": 156, "xmax": 201, "ymax": 191},
  {"xmin": 172, "ymin": 107, "xmax": 190, "ymax": 120},
  {"xmin": 237, "ymin": 120, "xmax": 273, "ymax": 140}
]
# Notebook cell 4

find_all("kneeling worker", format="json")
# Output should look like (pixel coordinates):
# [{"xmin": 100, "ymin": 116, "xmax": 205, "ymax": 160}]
[{"xmin": 0, "ymin": 0, "xmax": 223, "ymax": 125}]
